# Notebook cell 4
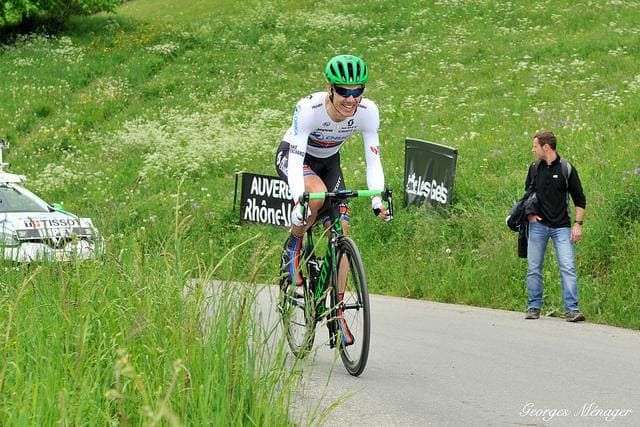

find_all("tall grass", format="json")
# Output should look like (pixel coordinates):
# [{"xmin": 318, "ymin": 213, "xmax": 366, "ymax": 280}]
[{"xmin": 0, "ymin": 194, "xmax": 299, "ymax": 424}]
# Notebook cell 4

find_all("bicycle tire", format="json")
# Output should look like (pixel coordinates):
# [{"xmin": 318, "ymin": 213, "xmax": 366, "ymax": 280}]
[
  {"xmin": 278, "ymin": 244, "xmax": 316, "ymax": 358},
  {"xmin": 332, "ymin": 236, "xmax": 370, "ymax": 376}
]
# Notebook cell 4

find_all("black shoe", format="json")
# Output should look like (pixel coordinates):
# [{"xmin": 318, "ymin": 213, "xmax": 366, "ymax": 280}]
[
  {"xmin": 525, "ymin": 308, "xmax": 540, "ymax": 319},
  {"xmin": 565, "ymin": 311, "xmax": 586, "ymax": 322}
]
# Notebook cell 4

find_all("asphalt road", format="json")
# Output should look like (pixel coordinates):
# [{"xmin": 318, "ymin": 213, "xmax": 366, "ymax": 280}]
[{"xmin": 200, "ymin": 283, "xmax": 640, "ymax": 426}]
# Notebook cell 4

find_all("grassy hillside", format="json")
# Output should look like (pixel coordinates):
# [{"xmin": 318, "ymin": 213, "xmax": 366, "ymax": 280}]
[
  {"xmin": 2, "ymin": 1, "xmax": 639, "ymax": 323},
  {"xmin": 1, "ymin": 1, "xmax": 640, "ymax": 419},
  {"xmin": 2, "ymin": 0, "xmax": 639, "ymax": 421}
]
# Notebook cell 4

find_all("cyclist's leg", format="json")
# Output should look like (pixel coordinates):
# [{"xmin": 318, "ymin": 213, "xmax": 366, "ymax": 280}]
[
  {"xmin": 276, "ymin": 141, "xmax": 328, "ymax": 232},
  {"xmin": 276, "ymin": 142, "xmax": 326, "ymax": 284}
]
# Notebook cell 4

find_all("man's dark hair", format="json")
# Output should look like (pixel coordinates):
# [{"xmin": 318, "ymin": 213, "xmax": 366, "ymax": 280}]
[{"xmin": 534, "ymin": 131, "xmax": 557, "ymax": 150}]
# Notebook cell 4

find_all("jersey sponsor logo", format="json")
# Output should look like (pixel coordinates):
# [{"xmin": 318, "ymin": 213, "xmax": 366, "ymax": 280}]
[
  {"xmin": 289, "ymin": 145, "xmax": 305, "ymax": 157},
  {"xmin": 293, "ymin": 105, "xmax": 301, "ymax": 135},
  {"xmin": 309, "ymin": 132, "xmax": 347, "ymax": 143},
  {"xmin": 311, "ymin": 103, "xmax": 323, "ymax": 109},
  {"xmin": 338, "ymin": 119, "xmax": 357, "ymax": 133},
  {"xmin": 323, "ymin": 122, "xmax": 331, "ymax": 127},
  {"xmin": 276, "ymin": 151, "xmax": 288, "ymax": 175}
]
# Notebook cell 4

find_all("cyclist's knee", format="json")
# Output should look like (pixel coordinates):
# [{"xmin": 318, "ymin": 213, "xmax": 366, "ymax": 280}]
[{"xmin": 290, "ymin": 224, "xmax": 306, "ymax": 237}]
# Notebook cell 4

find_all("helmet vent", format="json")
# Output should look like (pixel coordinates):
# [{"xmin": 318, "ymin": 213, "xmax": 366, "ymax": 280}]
[{"xmin": 336, "ymin": 62, "xmax": 347, "ymax": 82}]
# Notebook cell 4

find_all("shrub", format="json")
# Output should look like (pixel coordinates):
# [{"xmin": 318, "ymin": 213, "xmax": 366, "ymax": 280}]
[{"xmin": 0, "ymin": 0, "xmax": 124, "ymax": 30}]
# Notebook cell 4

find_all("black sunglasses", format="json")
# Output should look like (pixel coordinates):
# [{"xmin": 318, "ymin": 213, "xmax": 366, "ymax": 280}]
[{"xmin": 332, "ymin": 85, "xmax": 365, "ymax": 98}]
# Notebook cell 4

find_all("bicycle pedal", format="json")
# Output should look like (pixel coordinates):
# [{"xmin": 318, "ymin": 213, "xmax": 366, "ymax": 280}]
[{"xmin": 328, "ymin": 332, "xmax": 337, "ymax": 348}]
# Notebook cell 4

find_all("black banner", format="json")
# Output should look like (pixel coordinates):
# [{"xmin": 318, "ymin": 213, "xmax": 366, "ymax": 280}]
[
  {"xmin": 238, "ymin": 172, "xmax": 293, "ymax": 227},
  {"xmin": 404, "ymin": 138, "xmax": 458, "ymax": 208}
]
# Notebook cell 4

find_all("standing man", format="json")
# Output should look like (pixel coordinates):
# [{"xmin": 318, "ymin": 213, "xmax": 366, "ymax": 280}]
[{"xmin": 524, "ymin": 131, "xmax": 587, "ymax": 322}]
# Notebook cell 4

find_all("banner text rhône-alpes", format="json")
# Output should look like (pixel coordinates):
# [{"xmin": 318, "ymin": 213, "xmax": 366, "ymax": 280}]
[{"xmin": 239, "ymin": 172, "xmax": 294, "ymax": 228}]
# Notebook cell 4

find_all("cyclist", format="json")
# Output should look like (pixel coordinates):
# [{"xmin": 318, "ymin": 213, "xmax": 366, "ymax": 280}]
[{"xmin": 275, "ymin": 54, "xmax": 389, "ymax": 345}]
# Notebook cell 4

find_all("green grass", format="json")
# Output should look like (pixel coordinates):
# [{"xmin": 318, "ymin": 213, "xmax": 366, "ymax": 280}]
[
  {"xmin": 0, "ymin": 202, "xmax": 300, "ymax": 424},
  {"xmin": 1, "ymin": 0, "xmax": 640, "ymax": 420}
]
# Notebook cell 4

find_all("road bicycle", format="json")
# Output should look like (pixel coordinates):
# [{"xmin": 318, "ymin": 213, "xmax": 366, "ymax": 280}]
[{"xmin": 278, "ymin": 188, "xmax": 393, "ymax": 376}]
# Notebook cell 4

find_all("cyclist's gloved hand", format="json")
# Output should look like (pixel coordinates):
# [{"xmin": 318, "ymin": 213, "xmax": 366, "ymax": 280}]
[
  {"xmin": 291, "ymin": 202, "xmax": 310, "ymax": 227},
  {"xmin": 372, "ymin": 196, "xmax": 391, "ymax": 222}
]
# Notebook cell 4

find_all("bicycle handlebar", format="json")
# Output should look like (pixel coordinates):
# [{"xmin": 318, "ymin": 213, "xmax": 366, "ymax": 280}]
[{"xmin": 298, "ymin": 188, "xmax": 394, "ymax": 225}]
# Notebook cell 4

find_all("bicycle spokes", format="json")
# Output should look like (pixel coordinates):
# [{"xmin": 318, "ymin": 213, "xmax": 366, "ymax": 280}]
[
  {"xmin": 279, "ymin": 188, "xmax": 388, "ymax": 376},
  {"xmin": 279, "ymin": 281, "xmax": 316, "ymax": 357},
  {"xmin": 333, "ymin": 237, "xmax": 370, "ymax": 376}
]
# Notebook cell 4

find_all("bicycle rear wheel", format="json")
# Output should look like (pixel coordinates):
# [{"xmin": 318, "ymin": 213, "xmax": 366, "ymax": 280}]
[
  {"xmin": 278, "ymin": 246, "xmax": 316, "ymax": 358},
  {"xmin": 332, "ymin": 237, "xmax": 370, "ymax": 376}
]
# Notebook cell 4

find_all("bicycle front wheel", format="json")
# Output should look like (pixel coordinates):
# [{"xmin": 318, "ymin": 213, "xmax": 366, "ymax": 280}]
[
  {"xmin": 332, "ymin": 237, "xmax": 370, "ymax": 376},
  {"xmin": 278, "ymin": 252, "xmax": 316, "ymax": 358}
]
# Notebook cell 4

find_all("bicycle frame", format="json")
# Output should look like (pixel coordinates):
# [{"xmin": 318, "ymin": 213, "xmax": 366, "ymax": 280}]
[
  {"xmin": 303, "ymin": 216, "xmax": 342, "ymax": 319},
  {"xmin": 280, "ymin": 187, "xmax": 393, "ymax": 372},
  {"xmin": 300, "ymin": 188, "xmax": 393, "ymax": 321}
]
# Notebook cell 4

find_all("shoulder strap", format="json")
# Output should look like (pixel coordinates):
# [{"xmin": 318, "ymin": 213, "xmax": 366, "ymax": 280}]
[
  {"xmin": 560, "ymin": 157, "xmax": 572, "ymax": 215},
  {"xmin": 561, "ymin": 158, "xmax": 572, "ymax": 188}
]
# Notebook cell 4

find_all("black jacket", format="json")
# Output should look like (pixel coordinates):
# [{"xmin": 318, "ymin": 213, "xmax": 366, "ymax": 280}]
[{"xmin": 524, "ymin": 155, "xmax": 586, "ymax": 228}]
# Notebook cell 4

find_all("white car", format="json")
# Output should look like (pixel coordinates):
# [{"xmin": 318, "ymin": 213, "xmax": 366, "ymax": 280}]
[{"xmin": 0, "ymin": 143, "xmax": 104, "ymax": 262}]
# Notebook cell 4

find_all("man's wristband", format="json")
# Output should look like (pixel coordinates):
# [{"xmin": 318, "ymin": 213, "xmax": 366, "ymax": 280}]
[{"xmin": 575, "ymin": 220, "xmax": 583, "ymax": 225}]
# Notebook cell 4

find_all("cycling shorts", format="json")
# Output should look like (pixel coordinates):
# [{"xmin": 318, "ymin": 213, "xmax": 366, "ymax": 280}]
[{"xmin": 275, "ymin": 141, "xmax": 349, "ymax": 221}]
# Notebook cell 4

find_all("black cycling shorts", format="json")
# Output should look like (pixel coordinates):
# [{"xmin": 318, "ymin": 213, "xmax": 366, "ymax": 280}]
[{"xmin": 275, "ymin": 141, "xmax": 348, "ymax": 220}]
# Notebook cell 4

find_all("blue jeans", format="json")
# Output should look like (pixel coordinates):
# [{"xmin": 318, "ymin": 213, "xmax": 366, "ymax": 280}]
[{"xmin": 526, "ymin": 222, "xmax": 579, "ymax": 312}]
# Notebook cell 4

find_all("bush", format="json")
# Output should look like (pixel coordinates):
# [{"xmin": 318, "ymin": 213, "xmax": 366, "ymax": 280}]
[{"xmin": 0, "ymin": 0, "xmax": 124, "ymax": 30}]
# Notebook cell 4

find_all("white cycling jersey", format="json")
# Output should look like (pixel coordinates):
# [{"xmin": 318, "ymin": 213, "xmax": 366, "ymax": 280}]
[{"xmin": 282, "ymin": 92, "xmax": 385, "ymax": 202}]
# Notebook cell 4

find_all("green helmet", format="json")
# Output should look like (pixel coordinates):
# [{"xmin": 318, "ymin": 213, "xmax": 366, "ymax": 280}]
[{"xmin": 325, "ymin": 55, "xmax": 368, "ymax": 85}]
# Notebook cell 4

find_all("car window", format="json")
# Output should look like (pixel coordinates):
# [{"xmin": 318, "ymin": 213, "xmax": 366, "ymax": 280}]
[{"xmin": 0, "ymin": 186, "xmax": 49, "ymax": 213}]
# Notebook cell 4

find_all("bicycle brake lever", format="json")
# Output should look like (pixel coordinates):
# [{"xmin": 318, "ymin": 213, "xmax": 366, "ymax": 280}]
[
  {"xmin": 301, "ymin": 192, "xmax": 310, "ymax": 226},
  {"xmin": 384, "ymin": 188, "xmax": 394, "ymax": 221}
]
